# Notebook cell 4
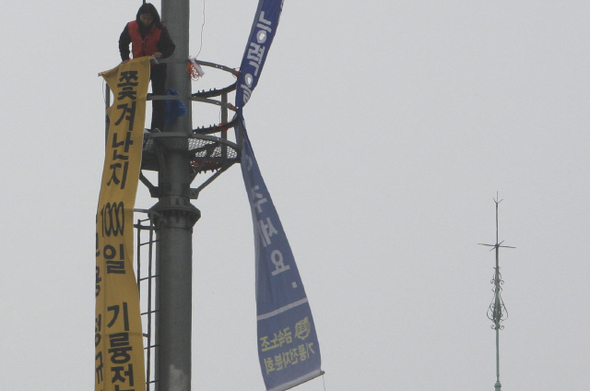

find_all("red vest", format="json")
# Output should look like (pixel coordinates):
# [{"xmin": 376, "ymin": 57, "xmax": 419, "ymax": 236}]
[{"xmin": 128, "ymin": 20, "xmax": 162, "ymax": 58}]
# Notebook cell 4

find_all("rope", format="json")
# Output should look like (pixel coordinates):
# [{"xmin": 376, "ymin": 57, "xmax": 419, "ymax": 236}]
[
  {"xmin": 196, "ymin": 0, "xmax": 206, "ymax": 59},
  {"xmin": 187, "ymin": 0, "xmax": 207, "ymax": 80}
]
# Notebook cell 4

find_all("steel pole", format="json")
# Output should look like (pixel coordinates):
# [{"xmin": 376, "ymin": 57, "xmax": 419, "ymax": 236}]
[
  {"xmin": 162, "ymin": 0, "xmax": 192, "ymax": 135},
  {"xmin": 495, "ymin": 327, "xmax": 501, "ymax": 391},
  {"xmin": 153, "ymin": 1, "xmax": 197, "ymax": 391},
  {"xmin": 495, "ymin": 245, "xmax": 501, "ymax": 391},
  {"xmin": 494, "ymin": 205, "xmax": 502, "ymax": 391},
  {"xmin": 480, "ymin": 196, "xmax": 514, "ymax": 391}
]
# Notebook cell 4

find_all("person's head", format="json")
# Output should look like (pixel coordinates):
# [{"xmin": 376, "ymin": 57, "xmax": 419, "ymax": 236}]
[
  {"xmin": 139, "ymin": 13, "xmax": 153, "ymax": 27},
  {"xmin": 136, "ymin": 3, "xmax": 161, "ymax": 28}
]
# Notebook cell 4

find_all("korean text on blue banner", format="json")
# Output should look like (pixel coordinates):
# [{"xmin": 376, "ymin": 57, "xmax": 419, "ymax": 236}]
[
  {"xmin": 236, "ymin": 0, "xmax": 284, "ymax": 108},
  {"xmin": 238, "ymin": 117, "xmax": 322, "ymax": 391}
]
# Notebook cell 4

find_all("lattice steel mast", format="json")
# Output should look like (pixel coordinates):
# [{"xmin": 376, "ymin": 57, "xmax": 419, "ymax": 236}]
[{"xmin": 478, "ymin": 195, "xmax": 515, "ymax": 391}]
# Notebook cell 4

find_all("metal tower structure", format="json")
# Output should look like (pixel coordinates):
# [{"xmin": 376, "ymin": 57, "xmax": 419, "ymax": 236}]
[
  {"xmin": 479, "ymin": 195, "xmax": 515, "ymax": 391},
  {"xmin": 105, "ymin": 2, "xmax": 241, "ymax": 389}
]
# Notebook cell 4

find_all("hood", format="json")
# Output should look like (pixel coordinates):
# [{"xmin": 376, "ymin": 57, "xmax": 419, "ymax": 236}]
[{"xmin": 136, "ymin": 3, "xmax": 162, "ymax": 30}]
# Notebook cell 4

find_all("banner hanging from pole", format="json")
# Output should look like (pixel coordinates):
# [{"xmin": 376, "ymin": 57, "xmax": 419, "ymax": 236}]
[
  {"xmin": 236, "ymin": 1, "xmax": 322, "ymax": 388},
  {"xmin": 236, "ymin": 0, "xmax": 284, "ymax": 108},
  {"xmin": 95, "ymin": 57, "xmax": 150, "ymax": 391},
  {"xmin": 238, "ymin": 115, "xmax": 322, "ymax": 391}
]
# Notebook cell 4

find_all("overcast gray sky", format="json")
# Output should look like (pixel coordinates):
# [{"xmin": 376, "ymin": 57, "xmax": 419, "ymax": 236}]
[{"xmin": 2, "ymin": 1, "xmax": 590, "ymax": 390}]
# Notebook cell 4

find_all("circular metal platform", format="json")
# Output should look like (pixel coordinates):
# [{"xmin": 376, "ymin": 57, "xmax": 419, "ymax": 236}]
[{"xmin": 142, "ymin": 132, "xmax": 240, "ymax": 174}]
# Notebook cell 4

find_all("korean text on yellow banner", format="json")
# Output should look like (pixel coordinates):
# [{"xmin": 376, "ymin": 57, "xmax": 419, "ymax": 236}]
[{"xmin": 95, "ymin": 57, "xmax": 150, "ymax": 391}]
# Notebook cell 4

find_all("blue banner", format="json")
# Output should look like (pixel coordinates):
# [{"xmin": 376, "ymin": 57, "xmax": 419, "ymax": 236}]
[
  {"xmin": 236, "ymin": 0, "xmax": 284, "ymax": 108},
  {"xmin": 237, "ymin": 115, "xmax": 322, "ymax": 391}
]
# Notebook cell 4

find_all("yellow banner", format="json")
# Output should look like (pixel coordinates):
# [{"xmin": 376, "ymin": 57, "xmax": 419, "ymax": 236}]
[{"xmin": 95, "ymin": 57, "xmax": 150, "ymax": 391}]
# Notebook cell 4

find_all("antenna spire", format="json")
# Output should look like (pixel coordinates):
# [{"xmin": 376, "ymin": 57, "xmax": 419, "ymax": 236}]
[{"xmin": 478, "ymin": 193, "xmax": 515, "ymax": 391}]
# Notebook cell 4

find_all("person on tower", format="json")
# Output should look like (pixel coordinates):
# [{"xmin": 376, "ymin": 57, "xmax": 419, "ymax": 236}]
[{"xmin": 119, "ymin": 3, "xmax": 175, "ymax": 132}]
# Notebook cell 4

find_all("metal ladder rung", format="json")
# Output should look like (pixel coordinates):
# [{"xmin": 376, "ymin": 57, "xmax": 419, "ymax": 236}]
[{"xmin": 139, "ymin": 239, "xmax": 159, "ymax": 246}]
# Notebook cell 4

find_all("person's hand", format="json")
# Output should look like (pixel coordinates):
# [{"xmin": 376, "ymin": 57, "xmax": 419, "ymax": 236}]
[{"xmin": 153, "ymin": 52, "xmax": 162, "ymax": 59}]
